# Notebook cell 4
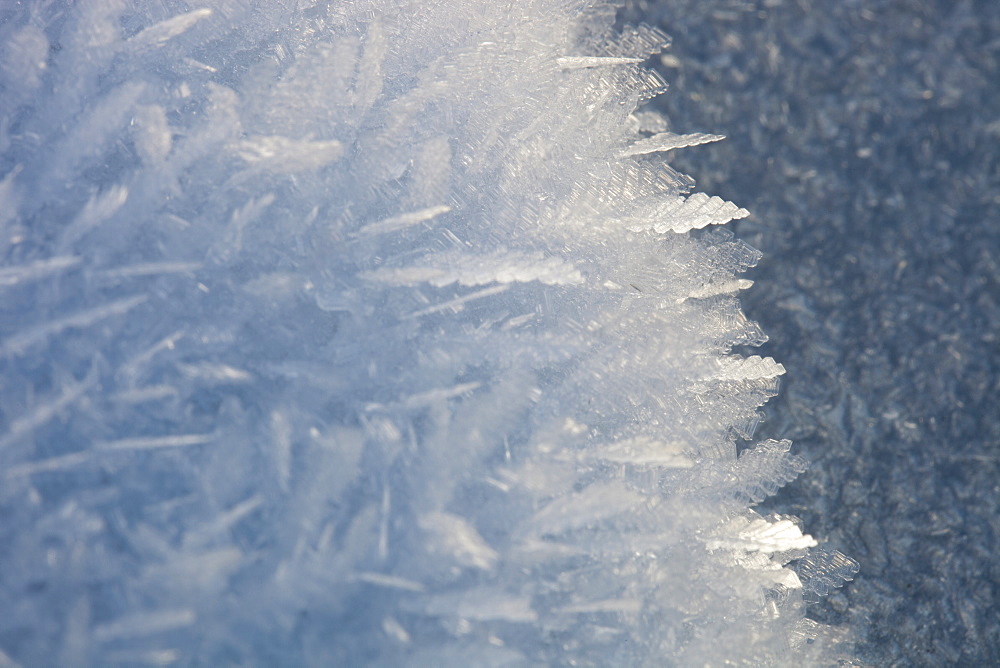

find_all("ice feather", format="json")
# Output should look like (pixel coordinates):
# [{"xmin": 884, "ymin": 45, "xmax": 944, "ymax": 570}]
[{"xmin": 0, "ymin": 1, "xmax": 854, "ymax": 665}]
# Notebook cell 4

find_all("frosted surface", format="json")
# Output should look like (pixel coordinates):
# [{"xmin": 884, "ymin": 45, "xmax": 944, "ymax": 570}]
[
  {"xmin": 636, "ymin": 0, "xmax": 1000, "ymax": 664},
  {"xmin": 0, "ymin": 1, "xmax": 856, "ymax": 665}
]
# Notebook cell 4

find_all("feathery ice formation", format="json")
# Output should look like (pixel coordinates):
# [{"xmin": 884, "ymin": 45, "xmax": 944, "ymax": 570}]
[{"xmin": 0, "ymin": 1, "xmax": 857, "ymax": 664}]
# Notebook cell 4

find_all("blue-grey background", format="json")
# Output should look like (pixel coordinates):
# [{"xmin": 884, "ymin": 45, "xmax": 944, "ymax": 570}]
[{"xmin": 629, "ymin": 0, "xmax": 1000, "ymax": 664}]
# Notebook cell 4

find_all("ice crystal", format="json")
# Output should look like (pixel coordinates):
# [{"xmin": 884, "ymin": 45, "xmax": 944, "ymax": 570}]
[{"xmin": 0, "ymin": 0, "xmax": 854, "ymax": 664}]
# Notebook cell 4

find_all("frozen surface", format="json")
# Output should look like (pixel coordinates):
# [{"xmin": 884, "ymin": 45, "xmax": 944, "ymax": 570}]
[
  {"xmin": 1, "ymin": 1, "xmax": 857, "ymax": 665},
  {"xmin": 630, "ymin": 0, "xmax": 1000, "ymax": 664}
]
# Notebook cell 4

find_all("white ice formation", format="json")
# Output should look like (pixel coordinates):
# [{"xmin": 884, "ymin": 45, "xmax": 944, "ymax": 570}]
[{"xmin": 0, "ymin": 1, "xmax": 857, "ymax": 665}]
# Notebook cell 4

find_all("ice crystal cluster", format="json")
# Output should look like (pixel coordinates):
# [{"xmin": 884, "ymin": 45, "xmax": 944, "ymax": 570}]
[{"xmin": 0, "ymin": 1, "xmax": 857, "ymax": 665}]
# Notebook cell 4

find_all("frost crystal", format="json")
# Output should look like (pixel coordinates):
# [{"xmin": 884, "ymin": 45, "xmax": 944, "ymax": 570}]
[{"xmin": 0, "ymin": 0, "xmax": 854, "ymax": 665}]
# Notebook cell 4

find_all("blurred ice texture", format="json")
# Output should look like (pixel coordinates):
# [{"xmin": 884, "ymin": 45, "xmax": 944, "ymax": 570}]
[
  {"xmin": 633, "ymin": 0, "xmax": 1000, "ymax": 663},
  {"xmin": 0, "ymin": 2, "xmax": 855, "ymax": 665}
]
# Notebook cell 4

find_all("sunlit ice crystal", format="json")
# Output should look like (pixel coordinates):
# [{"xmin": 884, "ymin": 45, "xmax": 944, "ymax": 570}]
[{"xmin": 0, "ymin": 1, "xmax": 856, "ymax": 665}]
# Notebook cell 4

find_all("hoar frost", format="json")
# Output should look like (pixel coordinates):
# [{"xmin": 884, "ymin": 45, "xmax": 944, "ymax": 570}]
[{"xmin": 0, "ymin": 1, "xmax": 856, "ymax": 665}]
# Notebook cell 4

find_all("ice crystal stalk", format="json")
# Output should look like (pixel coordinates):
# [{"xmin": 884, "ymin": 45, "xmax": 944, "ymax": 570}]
[{"xmin": 0, "ymin": 1, "xmax": 856, "ymax": 665}]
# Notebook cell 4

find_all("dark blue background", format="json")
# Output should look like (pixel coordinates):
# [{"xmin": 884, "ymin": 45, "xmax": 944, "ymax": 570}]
[{"xmin": 629, "ymin": 0, "xmax": 1000, "ymax": 664}]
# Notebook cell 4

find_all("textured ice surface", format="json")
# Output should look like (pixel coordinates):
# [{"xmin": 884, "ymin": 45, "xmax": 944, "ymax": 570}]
[
  {"xmin": 635, "ymin": 0, "xmax": 1000, "ymax": 664},
  {"xmin": 0, "ymin": 1, "xmax": 856, "ymax": 665}
]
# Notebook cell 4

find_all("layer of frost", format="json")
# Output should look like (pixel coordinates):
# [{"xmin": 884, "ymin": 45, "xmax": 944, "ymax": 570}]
[{"xmin": 0, "ymin": 1, "xmax": 856, "ymax": 665}]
